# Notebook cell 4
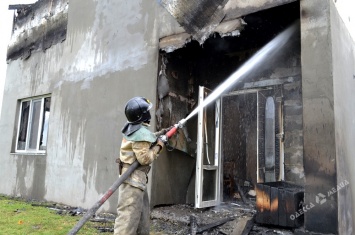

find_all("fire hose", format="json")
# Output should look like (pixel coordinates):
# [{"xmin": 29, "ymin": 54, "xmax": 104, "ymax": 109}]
[{"xmin": 67, "ymin": 119, "xmax": 186, "ymax": 235}]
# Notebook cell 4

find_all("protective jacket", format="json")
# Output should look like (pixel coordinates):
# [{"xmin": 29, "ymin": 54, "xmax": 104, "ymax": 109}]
[
  {"xmin": 119, "ymin": 124, "xmax": 163, "ymax": 190},
  {"xmin": 114, "ymin": 124, "xmax": 163, "ymax": 235}
]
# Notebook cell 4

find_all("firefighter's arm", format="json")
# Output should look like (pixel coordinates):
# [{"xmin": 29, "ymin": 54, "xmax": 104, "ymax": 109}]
[{"xmin": 132, "ymin": 140, "xmax": 164, "ymax": 165}]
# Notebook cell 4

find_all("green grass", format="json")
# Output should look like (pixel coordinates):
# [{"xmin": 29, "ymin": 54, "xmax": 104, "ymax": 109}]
[{"xmin": 0, "ymin": 195, "xmax": 111, "ymax": 235}]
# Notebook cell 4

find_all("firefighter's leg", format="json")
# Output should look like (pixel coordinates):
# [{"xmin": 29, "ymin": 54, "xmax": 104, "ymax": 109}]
[
  {"xmin": 137, "ymin": 190, "xmax": 150, "ymax": 235},
  {"xmin": 114, "ymin": 183, "xmax": 145, "ymax": 235}
]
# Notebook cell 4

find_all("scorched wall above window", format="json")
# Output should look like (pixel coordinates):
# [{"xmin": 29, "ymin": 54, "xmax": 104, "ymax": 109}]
[
  {"xmin": 158, "ymin": 0, "xmax": 229, "ymax": 43},
  {"xmin": 7, "ymin": 0, "xmax": 68, "ymax": 61},
  {"xmin": 158, "ymin": 0, "xmax": 298, "ymax": 46}
]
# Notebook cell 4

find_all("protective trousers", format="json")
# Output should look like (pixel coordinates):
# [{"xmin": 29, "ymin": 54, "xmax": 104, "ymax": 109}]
[{"xmin": 114, "ymin": 183, "xmax": 150, "ymax": 235}]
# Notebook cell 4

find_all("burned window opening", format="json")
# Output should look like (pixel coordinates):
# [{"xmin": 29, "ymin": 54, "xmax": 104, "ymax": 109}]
[{"xmin": 156, "ymin": 1, "xmax": 303, "ymax": 211}]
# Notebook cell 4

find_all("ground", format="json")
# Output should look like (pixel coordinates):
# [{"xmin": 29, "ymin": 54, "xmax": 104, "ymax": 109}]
[
  {"xmin": 1, "ymin": 195, "xmax": 300, "ymax": 234},
  {"xmin": 52, "ymin": 198, "xmax": 299, "ymax": 234},
  {"xmin": 150, "ymin": 202, "xmax": 296, "ymax": 235}
]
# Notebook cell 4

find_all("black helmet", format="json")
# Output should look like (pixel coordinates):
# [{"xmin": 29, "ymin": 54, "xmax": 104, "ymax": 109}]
[{"xmin": 124, "ymin": 97, "xmax": 153, "ymax": 124}]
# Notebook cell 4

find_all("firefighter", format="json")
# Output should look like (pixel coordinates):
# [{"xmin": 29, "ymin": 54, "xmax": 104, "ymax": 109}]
[{"xmin": 114, "ymin": 97, "xmax": 168, "ymax": 235}]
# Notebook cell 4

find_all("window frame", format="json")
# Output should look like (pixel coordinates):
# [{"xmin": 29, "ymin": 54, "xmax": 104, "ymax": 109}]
[
  {"xmin": 195, "ymin": 86, "xmax": 222, "ymax": 208},
  {"xmin": 15, "ymin": 95, "xmax": 51, "ymax": 154}
]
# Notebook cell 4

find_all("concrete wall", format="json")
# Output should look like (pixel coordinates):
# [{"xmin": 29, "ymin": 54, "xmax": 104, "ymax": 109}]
[
  {"xmin": 0, "ymin": 0, "xmax": 179, "ymax": 213},
  {"xmin": 301, "ymin": 0, "xmax": 337, "ymax": 233},
  {"xmin": 331, "ymin": 1, "xmax": 355, "ymax": 234}
]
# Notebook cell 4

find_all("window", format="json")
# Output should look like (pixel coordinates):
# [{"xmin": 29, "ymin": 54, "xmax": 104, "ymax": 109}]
[{"xmin": 16, "ymin": 96, "xmax": 51, "ymax": 153}]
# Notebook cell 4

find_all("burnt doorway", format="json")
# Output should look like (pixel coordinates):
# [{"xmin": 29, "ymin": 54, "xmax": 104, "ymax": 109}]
[{"xmin": 153, "ymin": 1, "xmax": 300, "ymax": 208}]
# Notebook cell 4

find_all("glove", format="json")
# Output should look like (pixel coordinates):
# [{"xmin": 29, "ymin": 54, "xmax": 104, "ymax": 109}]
[
  {"xmin": 156, "ymin": 138, "xmax": 165, "ymax": 148},
  {"xmin": 152, "ymin": 138, "xmax": 165, "ymax": 154}
]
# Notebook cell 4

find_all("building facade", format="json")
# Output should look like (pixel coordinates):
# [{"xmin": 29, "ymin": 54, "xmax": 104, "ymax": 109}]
[{"xmin": 0, "ymin": 0, "xmax": 354, "ymax": 234}]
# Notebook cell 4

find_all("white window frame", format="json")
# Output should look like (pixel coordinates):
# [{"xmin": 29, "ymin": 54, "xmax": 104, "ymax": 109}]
[
  {"xmin": 195, "ymin": 86, "xmax": 222, "ymax": 208},
  {"xmin": 15, "ymin": 95, "xmax": 51, "ymax": 154}
]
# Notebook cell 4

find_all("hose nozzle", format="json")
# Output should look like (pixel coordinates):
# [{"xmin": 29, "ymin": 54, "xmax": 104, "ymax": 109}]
[
  {"xmin": 159, "ymin": 118, "xmax": 187, "ymax": 144},
  {"xmin": 177, "ymin": 118, "xmax": 187, "ymax": 128}
]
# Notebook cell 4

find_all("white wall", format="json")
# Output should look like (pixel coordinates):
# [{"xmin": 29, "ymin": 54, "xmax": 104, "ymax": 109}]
[{"xmin": 334, "ymin": 0, "xmax": 355, "ymax": 42}]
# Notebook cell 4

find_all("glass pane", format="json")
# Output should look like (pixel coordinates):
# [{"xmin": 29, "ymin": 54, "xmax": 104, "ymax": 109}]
[
  {"xmin": 17, "ymin": 101, "xmax": 30, "ymax": 150},
  {"xmin": 40, "ymin": 97, "xmax": 51, "ymax": 150},
  {"xmin": 29, "ymin": 99, "xmax": 42, "ymax": 150},
  {"xmin": 202, "ymin": 170, "xmax": 217, "ymax": 201}
]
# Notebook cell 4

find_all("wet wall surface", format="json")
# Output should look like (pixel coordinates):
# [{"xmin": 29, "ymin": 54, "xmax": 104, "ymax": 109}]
[
  {"xmin": 331, "ymin": 2, "xmax": 355, "ymax": 234},
  {"xmin": 301, "ymin": 0, "xmax": 337, "ymax": 233},
  {"xmin": 0, "ymin": 0, "xmax": 163, "ymax": 213}
]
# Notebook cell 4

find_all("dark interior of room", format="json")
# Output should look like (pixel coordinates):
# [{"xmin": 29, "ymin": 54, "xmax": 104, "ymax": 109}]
[{"xmin": 159, "ymin": 1, "xmax": 300, "ymax": 203}]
